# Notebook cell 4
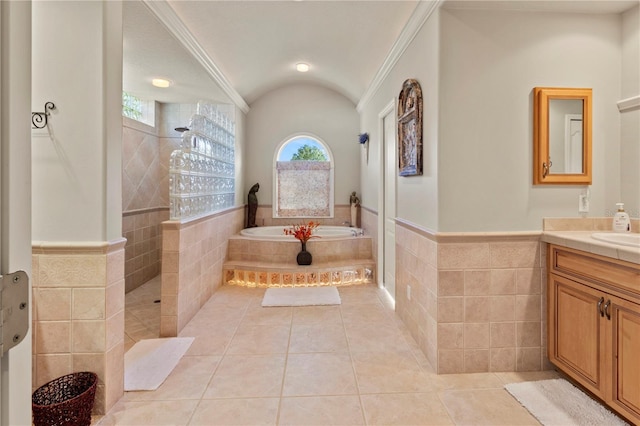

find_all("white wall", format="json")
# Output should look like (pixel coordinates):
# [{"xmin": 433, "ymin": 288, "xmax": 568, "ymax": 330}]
[
  {"xmin": 359, "ymin": 5, "xmax": 632, "ymax": 232},
  {"xmin": 245, "ymin": 84, "xmax": 360, "ymax": 210},
  {"xmin": 438, "ymin": 8, "xmax": 622, "ymax": 232},
  {"xmin": 32, "ymin": 1, "xmax": 123, "ymax": 241},
  {"xmin": 359, "ymin": 8, "xmax": 441, "ymax": 232},
  {"xmin": 620, "ymin": 5, "xmax": 640, "ymax": 217}
]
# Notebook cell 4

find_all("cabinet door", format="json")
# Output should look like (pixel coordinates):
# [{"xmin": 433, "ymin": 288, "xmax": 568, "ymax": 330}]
[
  {"xmin": 549, "ymin": 274, "xmax": 605, "ymax": 396},
  {"xmin": 611, "ymin": 299, "xmax": 640, "ymax": 422}
]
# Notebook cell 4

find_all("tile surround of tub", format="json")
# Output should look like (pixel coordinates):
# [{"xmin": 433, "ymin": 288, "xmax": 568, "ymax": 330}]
[
  {"xmin": 253, "ymin": 205, "xmax": 355, "ymax": 227},
  {"xmin": 395, "ymin": 221, "xmax": 549, "ymax": 374},
  {"xmin": 160, "ymin": 207, "xmax": 245, "ymax": 337},
  {"xmin": 32, "ymin": 239, "xmax": 126, "ymax": 415},
  {"xmin": 227, "ymin": 237, "xmax": 373, "ymax": 264},
  {"xmin": 360, "ymin": 207, "xmax": 378, "ymax": 267}
]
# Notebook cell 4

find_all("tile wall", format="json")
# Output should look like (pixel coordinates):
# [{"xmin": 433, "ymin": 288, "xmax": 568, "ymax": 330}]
[
  {"xmin": 227, "ymin": 236, "xmax": 373, "ymax": 264},
  {"xmin": 160, "ymin": 207, "xmax": 245, "ymax": 336},
  {"xmin": 32, "ymin": 239, "xmax": 126, "ymax": 415},
  {"xmin": 122, "ymin": 117, "xmax": 179, "ymax": 293},
  {"xmin": 360, "ymin": 207, "xmax": 379, "ymax": 279},
  {"xmin": 253, "ymin": 205, "xmax": 355, "ymax": 228},
  {"xmin": 394, "ymin": 220, "xmax": 550, "ymax": 375}
]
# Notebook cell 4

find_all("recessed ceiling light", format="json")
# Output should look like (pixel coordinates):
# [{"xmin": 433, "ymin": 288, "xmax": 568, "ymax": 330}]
[
  {"xmin": 296, "ymin": 63, "xmax": 310, "ymax": 73},
  {"xmin": 152, "ymin": 78, "xmax": 172, "ymax": 88}
]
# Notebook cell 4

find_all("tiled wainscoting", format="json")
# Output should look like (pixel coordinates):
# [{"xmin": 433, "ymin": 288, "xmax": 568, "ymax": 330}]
[
  {"xmin": 122, "ymin": 208, "xmax": 168, "ymax": 293},
  {"xmin": 32, "ymin": 239, "xmax": 126, "ymax": 415},
  {"xmin": 160, "ymin": 207, "xmax": 245, "ymax": 337},
  {"xmin": 394, "ymin": 221, "xmax": 549, "ymax": 374},
  {"xmin": 360, "ymin": 206, "xmax": 378, "ymax": 271}
]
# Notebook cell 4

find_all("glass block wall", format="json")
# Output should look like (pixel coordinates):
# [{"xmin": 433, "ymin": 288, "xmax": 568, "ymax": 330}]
[{"xmin": 169, "ymin": 102, "xmax": 235, "ymax": 220}]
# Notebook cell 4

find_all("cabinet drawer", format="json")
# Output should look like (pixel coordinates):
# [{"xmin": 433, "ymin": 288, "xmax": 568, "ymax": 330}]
[{"xmin": 550, "ymin": 246, "xmax": 640, "ymax": 295}]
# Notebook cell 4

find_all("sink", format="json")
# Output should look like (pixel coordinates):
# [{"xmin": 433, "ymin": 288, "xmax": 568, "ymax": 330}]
[{"xmin": 591, "ymin": 233, "xmax": 640, "ymax": 248}]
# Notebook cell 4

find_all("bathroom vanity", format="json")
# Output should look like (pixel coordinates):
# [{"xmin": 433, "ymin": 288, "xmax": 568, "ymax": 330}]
[{"xmin": 545, "ymin": 236, "xmax": 640, "ymax": 424}]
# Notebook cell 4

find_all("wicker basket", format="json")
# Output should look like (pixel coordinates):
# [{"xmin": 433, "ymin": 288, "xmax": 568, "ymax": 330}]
[{"xmin": 32, "ymin": 372, "xmax": 97, "ymax": 426}]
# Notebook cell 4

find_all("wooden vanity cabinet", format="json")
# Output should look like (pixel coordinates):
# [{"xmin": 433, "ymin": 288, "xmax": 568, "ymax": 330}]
[{"xmin": 548, "ymin": 245, "xmax": 640, "ymax": 424}]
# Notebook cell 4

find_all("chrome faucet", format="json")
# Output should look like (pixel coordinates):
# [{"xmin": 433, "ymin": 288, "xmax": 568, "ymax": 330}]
[{"xmin": 342, "ymin": 221, "xmax": 351, "ymax": 227}]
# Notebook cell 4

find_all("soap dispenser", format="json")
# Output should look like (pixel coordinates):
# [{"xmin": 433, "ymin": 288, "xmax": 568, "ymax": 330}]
[{"xmin": 612, "ymin": 203, "xmax": 631, "ymax": 233}]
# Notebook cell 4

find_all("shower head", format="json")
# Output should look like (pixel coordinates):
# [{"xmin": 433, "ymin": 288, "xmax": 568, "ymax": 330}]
[{"xmin": 174, "ymin": 127, "xmax": 189, "ymax": 133}]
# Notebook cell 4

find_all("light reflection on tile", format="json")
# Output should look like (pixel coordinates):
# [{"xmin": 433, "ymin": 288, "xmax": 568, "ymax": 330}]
[{"xmin": 103, "ymin": 283, "xmax": 563, "ymax": 426}]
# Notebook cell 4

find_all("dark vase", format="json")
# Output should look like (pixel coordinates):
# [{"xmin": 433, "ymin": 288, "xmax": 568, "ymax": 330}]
[{"xmin": 297, "ymin": 241, "xmax": 312, "ymax": 265}]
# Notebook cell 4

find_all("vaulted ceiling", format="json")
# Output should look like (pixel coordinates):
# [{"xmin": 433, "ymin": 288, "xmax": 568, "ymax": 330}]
[{"xmin": 123, "ymin": 0, "xmax": 638, "ymax": 110}]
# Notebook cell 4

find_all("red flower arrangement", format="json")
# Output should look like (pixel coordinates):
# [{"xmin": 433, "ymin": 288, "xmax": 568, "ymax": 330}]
[{"xmin": 284, "ymin": 221, "xmax": 320, "ymax": 243}]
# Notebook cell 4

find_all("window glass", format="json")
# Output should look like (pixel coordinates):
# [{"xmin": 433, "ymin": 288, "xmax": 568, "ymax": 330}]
[
  {"xmin": 278, "ymin": 136, "xmax": 328, "ymax": 161},
  {"xmin": 122, "ymin": 92, "xmax": 155, "ymax": 127},
  {"xmin": 274, "ymin": 135, "xmax": 333, "ymax": 218}
]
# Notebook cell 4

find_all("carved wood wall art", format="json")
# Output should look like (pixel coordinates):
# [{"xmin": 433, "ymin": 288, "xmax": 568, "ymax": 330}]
[{"xmin": 397, "ymin": 79, "xmax": 423, "ymax": 176}]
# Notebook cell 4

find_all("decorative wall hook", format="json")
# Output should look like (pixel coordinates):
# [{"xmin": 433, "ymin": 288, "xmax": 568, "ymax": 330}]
[{"xmin": 32, "ymin": 102, "xmax": 55, "ymax": 129}]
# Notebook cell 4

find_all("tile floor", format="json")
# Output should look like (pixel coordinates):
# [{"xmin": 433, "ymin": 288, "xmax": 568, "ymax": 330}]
[{"xmin": 96, "ymin": 279, "xmax": 561, "ymax": 425}]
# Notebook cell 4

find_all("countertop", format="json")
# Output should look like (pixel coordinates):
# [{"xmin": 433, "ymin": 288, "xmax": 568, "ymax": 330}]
[{"xmin": 541, "ymin": 231, "xmax": 640, "ymax": 265}]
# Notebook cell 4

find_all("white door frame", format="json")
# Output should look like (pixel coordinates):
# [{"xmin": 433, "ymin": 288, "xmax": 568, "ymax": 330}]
[
  {"xmin": 377, "ymin": 99, "xmax": 396, "ymax": 297},
  {"xmin": 0, "ymin": 1, "xmax": 33, "ymax": 424}
]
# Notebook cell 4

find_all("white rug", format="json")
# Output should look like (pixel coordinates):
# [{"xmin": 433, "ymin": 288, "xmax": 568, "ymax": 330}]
[
  {"xmin": 505, "ymin": 379, "xmax": 629, "ymax": 426},
  {"xmin": 262, "ymin": 286, "xmax": 341, "ymax": 307},
  {"xmin": 124, "ymin": 337, "xmax": 194, "ymax": 391}
]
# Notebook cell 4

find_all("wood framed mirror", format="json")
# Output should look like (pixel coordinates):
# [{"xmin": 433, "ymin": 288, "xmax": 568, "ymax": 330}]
[{"xmin": 533, "ymin": 87, "xmax": 592, "ymax": 185}]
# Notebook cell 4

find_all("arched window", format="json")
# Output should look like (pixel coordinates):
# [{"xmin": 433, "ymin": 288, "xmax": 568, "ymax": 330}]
[{"xmin": 273, "ymin": 134, "xmax": 334, "ymax": 218}]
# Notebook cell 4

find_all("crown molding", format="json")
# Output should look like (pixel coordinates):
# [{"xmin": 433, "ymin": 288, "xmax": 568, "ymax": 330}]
[
  {"xmin": 617, "ymin": 95, "xmax": 640, "ymax": 112},
  {"xmin": 356, "ymin": 1, "xmax": 442, "ymax": 113},
  {"xmin": 142, "ymin": 1, "xmax": 250, "ymax": 114}
]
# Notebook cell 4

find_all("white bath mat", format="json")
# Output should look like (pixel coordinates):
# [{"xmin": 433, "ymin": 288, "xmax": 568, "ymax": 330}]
[
  {"xmin": 262, "ymin": 286, "xmax": 341, "ymax": 307},
  {"xmin": 505, "ymin": 378, "xmax": 629, "ymax": 426},
  {"xmin": 124, "ymin": 337, "xmax": 194, "ymax": 391}
]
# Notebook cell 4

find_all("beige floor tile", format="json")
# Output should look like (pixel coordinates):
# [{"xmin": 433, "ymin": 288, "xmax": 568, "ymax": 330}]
[
  {"xmin": 203, "ymin": 354, "xmax": 286, "ymax": 398},
  {"xmin": 187, "ymin": 303, "xmax": 247, "ymax": 325},
  {"xmin": 179, "ymin": 320, "xmax": 239, "ymax": 356},
  {"xmin": 352, "ymin": 351, "xmax": 434, "ymax": 394},
  {"xmin": 289, "ymin": 323, "xmax": 348, "ymax": 353},
  {"xmin": 241, "ymin": 305, "xmax": 293, "ymax": 326},
  {"xmin": 123, "ymin": 356, "xmax": 220, "ymax": 401},
  {"xmin": 209, "ymin": 285, "xmax": 264, "ymax": 307},
  {"xmin": 340, "ymin": 303, "xmax": 391, "ymax": 324},
  {"xmin": 439, "ymin": 388, "xmax": 540, "ymax": 425},
  {"xmin": 345, "ymin": 322, "xmax": 411, "ymax": 353},
  {"xmin": 282, "ymin": 352, "xmax": 358, "ymax": 396},
  {"xmin": 189, "ymin": 398, "xmax": 279, "ymax": 425},
  {"xmin": 360, "ymin": 393, "xmax": 454, "ymax": 425},
  {"xmin": 279, "ymin": 395, "xmax": 365, "ymax": 425},
  {"xmin": 181, "ymin": 332, "xmax": 236, "ymax": 356},
  {"xmin": 432, "ymin": 372, "xmax": 505, "ymax": 391},
  {"xmin": 96, "ymin": 399, "xmax": 199, "ymax": 426},
  {"xmin": 226, "ymin": 324, "xmax": 291, "ymax": 354},
  {"xmin": 494, "ymin": 370, "xmax": 561, "ymax": 385},
  {"xmin": 112, "ymin": 280, "xmax": 558, "ymax": 426},
  {"xmin": 292, "ymin": 305, "xmax": 342, "ymax": 325},
  {"xmin": 338, "ymin": 285, "xmax": 385, "ymax": 305}
]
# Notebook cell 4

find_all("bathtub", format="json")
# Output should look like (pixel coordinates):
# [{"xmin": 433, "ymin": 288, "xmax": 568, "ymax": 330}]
[{"xmin": 240, "ymin": 225, "xmax": 362, "ymax": 240}]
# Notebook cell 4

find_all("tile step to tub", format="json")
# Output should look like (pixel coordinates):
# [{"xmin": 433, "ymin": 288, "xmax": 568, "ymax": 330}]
[{"xmin": 222, "ymin": 259, "xmax": 375, "ymax": 288}]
